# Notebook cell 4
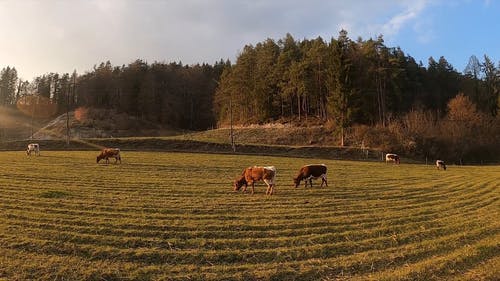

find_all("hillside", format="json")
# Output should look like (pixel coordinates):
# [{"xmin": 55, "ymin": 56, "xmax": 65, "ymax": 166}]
[
  {"xmin": 28, "ymin": 110, "xmax": 341, "ymax": 147},
  {"xmin": 179, "ymin": 123, "xmax": 336, "ymax": 146},
  {"xmin": 4, "ymin": 106, "xmax": 497, "ymax": 164},
  {"xmin": 0, "ymin": 106, "xmax": 50, "ymax": 141},
  {"xmin": 32, "ymin": 108, "xmax": 179, "ymax": 140}
]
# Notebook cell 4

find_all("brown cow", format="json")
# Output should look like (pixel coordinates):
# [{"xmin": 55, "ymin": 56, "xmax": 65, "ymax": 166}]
[
  {"xmin": 97, "ymin": 148, "xmax": 121, "ymax": 164},
  {"xmin": 293, "ymin": 164, "xmax": 328, "ymax": 188},
  {"xmin": 233, "ymin": 166, "xmax": 276, "ymax": 195}
]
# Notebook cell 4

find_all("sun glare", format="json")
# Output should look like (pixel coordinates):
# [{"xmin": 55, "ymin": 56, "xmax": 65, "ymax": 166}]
[{"xmin": 16, "ymin": 95, "xmax": 58, "ymax": 118}]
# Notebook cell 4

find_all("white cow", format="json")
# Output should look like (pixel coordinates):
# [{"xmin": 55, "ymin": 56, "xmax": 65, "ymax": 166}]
[
  {"xmin": 385, "ymin": 153, "xmax": 400, "ymax": 164},
  {"xmin": 436, "ymin": 160, "xmax": 447, "ymax": 170},
  {"xmin": 26, "ymin": 143, "xmax": 40, "ymax": 156}
]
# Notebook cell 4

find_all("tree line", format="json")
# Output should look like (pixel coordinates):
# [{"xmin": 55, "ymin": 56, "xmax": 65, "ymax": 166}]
[
  {"xmin": 212, "ymin": 31, "xmax": 499, "ymax": 162},
  {"xmin": 1, "ymin": 60, "xmax": 227, "ymax": 130},
  {"xmin": 0, "ymin": 30, "xmax": 499, "ymax": 161},
  {"xmin": 214, "ymin": 31, "xmax": 498, "ymax": 144}
]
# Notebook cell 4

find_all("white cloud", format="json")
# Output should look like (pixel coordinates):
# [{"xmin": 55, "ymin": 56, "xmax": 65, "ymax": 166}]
[
  {"xmin": 0, "ymin": 0, "xmax": 435, "ymax": 80},
  {"xmin": 380, "ymin": 0, "xmax": 430, "ymax": 38}
]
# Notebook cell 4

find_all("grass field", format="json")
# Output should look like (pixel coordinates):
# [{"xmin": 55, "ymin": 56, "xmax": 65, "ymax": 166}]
[{"xmin": 0, "ymin": 151, "xmax": 498, "ymax": 280}]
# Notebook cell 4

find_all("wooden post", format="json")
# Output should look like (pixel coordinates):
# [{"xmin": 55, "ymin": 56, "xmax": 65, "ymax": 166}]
[{"xmin": 230, "ymin": 96, "xmax": 235, "ymax": 152}]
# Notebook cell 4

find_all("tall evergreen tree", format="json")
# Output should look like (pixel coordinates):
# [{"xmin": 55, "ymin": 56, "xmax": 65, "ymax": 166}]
[
  {"xmin": 0, "ymin": 67, "xmax": 18, "ymax": 105},
  {"xmin": 254, "ymin": 39, "xmax": 280, "ymax": 121},
  {"xmin": 326, "ymin": 30, "xmax": 356, "ymax": 146},
  {"xmin": 276, "ymin": 33, "xmax": 301, "ymax": 118},
  {"xmin": 303, "ymin": 37, "xmax": 328, "ymax": 120},
  {"xmin": 482, "ymin": 55, "xmax": 499, "ymax": 116}
]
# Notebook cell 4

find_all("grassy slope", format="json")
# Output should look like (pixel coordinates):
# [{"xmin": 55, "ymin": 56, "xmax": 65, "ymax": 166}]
[
  {"xmin": 0, "ymin": 137, "xmax": 388, "ymax": 163},
  {"xmin": 0, "ymin": 151, "xmax": 498, "ymax": 280},
  {"xmin": 174, "ymin": 126, "xmax": 335, "ymax": 146},
  {"xmin": 0, "ymin": 106, "xmax": 49, "ymax": 141}
]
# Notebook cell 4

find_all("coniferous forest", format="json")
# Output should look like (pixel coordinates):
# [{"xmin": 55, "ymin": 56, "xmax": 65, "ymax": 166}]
[{"xmin": 1, "ymin": 31, "xmax": 499, "ymax": 162}]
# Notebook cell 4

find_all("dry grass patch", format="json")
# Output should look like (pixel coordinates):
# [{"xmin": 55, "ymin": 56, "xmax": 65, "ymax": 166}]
[{"xmin": 0, "ymin": 151, "xmax": 498, "ymax": 280}]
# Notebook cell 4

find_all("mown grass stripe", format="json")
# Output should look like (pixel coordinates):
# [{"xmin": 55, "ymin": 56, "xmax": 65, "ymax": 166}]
[
  {"xmin": 2, "ymin": 186, "xmax": 496, "ymax": 237},
  {"xmin": 0, "ymin": 151, "xmax": 498, "ymax": 280}
]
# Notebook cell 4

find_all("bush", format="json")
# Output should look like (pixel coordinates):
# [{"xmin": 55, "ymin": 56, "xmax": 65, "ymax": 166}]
[{"xmin": 351, "ymin": 125, "xmax": 401, "ymax": 152}]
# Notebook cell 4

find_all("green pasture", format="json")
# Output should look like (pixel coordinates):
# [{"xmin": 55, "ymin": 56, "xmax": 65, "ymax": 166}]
[{"xmin": 0, "ymin": 151, "xmax": 498, "ymax": 280}]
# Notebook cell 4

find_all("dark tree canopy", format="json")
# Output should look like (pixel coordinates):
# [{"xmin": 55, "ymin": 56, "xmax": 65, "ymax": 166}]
[{"xmin": 1, "ymin": 31, "xmax": 499, "ymax": 134}]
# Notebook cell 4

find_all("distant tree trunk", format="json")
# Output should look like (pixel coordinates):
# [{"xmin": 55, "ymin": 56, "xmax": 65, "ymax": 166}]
[
  {"xmin": 297, "ymin": 94, "xmax": 301, "ymax": 121},
  {"xmin": 376, "ymin": 72, "xmax": 387, "ymax": 126},
  {"xmin": 303, "ymin": 95, "xmax": 308, "ymax": 121},
  {"xmin": 280, "ymin": 95, "xmax": 284, "ymax": 118},
  {"xmin": 340, "ymin": 125, "xmax": 345, "ymax": 147}
]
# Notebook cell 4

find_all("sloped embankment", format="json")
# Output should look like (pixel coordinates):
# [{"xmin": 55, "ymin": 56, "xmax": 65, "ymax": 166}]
[{"xmin": 0, "ymin": 138, "xmax": 383, "ymax": 161}]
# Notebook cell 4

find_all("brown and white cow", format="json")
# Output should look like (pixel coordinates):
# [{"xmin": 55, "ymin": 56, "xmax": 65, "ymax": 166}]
[
  {"xmin": 385, "ymin": 153, "xmax": 400, "ymax": 164},
  {"xmin": 97, "ymin": 148, "xmax": 121, "ymax": 164},
  {"xmin": 233, "ymin": 166, "xmax": 276, "ymax": 195},
  {"xmin": 293, "ymin": 164, "xmax": 328, "ymax": 188},
  {"xmin": 436, "ymin": 160, "xmax": 447, "ymax": 170},
  {"xmin": 26, "ymin": 143, "xmax": 40, "ymax": 156}
]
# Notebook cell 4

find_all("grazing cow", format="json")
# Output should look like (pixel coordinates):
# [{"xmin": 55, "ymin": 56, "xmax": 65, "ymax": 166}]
[
  {"xmin": 293, "ymin": 164, "xmax": 328, "ymax": 188},
  {"xmin": 234, "ymin": 166, "xmax": 276, "ymax": 195},
  {"xmin": 96, "ymin": 148, "xmax": 121, "ymax": 164},
  {"xmin": 436, "ymin": 160, "xmax": 447, "ymax": 170},
  {"xmin": 26, "ymin": 143, "xmax": 40, "ymax": 156},
  {"xmin": 385, "ymin": 153, "xmax": 400, "ymax": 164}
]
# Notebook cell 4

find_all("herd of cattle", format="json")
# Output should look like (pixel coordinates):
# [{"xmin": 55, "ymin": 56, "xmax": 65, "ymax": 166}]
[
  {"xmin": 232, "ymin": 164, "xmax": 329, "ymax": 195},
  {"xmin": 25, "ymin": 143, "xmax": 448, "ymax": 195}
]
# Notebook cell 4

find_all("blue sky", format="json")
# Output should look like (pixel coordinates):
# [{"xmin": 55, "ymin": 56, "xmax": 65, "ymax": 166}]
[
  {"xmin": 0, "ymin": 0, "xmax": 498, "ymax": 80},
  {"xmin": 390, "ymin": 0, "xmax": 500, "ymax": 71}
]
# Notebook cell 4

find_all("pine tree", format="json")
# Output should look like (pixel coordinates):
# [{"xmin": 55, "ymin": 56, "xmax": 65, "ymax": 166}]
[{"xmin": 326, "ymin": 30, "xmax": 356, "ymax": 146}]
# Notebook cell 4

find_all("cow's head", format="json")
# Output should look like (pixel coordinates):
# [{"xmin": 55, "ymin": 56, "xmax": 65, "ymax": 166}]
[
  {"xmin": 293, "ymin": 177, "xmax": 301, "ymax": 188},
  {"xmin": 96, "ymin": 155, "xmax": 103, "ymax": 163},
  {"xmin": 233, "ymin": 176, "xmax": 246, "ymax": 191}
]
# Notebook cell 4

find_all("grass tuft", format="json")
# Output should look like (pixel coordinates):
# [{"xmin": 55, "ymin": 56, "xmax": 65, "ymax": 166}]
[{"xmin": 39, "ymin": 190, "xmax": 71, "ymax": 199}]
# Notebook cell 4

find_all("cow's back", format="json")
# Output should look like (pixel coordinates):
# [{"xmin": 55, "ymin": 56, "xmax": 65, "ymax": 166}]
[
  {"xmin": 103, "ymin": 148, "xmax": 120, "ymax": 156},
  {"xmin": 245, "ymin": 167, "xmax": 264, "ymax": 181},
  {"xmin": 245, "ymin": 166, "xmax": 276, "ymax": 182},
  {"xmin": 263, "ymin": 166, "xmax": 276, "ymax": 180}
]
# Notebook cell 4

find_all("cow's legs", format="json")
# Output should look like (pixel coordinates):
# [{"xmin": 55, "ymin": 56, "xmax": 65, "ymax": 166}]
[
  {"xmin": 264, "ymin": 179, "xmax": 274, "ymax": 195},
  {"xmin": 304, "ymin": 177, "xmax": 312, "ymax": 188},
  {"xmin": 321, "ymin": 175, "xmax": 328, "ymax": 187},
  {"xmin": 251, "ymin": 183, "xmax": 255, "ymax": 195}
]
